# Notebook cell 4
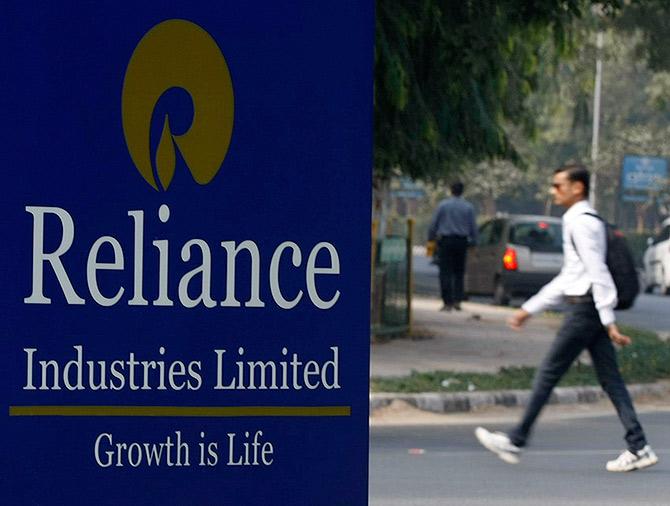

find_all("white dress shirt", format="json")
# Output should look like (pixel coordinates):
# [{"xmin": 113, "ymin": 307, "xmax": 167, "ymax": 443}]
[{"xmin": 521, "ymin": 200, "xmax": 618, "ymax": 326}]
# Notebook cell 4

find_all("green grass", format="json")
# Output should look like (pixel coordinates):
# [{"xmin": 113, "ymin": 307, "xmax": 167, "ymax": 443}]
[{"xmin": 371, "ymin": 326, "xmax": 670, "ymax": 393}]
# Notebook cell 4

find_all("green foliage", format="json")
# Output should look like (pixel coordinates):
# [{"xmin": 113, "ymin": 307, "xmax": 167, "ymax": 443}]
[
  {"xmin": 371, "ymin": 367, "xmax": 536, "ymax": 394},
  {"xmin": 616, "ymin": 0, "xmax": 670, "ymax": 73},
  {"xmin": 462, "ymin": 4, "xmax": 670, "ymax": 225},
  {"xmin": 374, "ymin": 0, "xmax": 626, "ymax": 180},
  {"xmin": 371, "ymin": 326, "xmax": 670, "ymax": 392},
  {"xmin": 618, "ymin": 325, "xmax": 670, "ymax": 381},
  {"xmin": 529, "ymin": 17, "xmax": 670, "ymax": 224}
]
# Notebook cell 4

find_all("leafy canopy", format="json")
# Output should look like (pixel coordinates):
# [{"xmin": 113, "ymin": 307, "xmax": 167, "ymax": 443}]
[{"xmin": 374, "ymin": 0, "xmax": 626, "ymax": 180}]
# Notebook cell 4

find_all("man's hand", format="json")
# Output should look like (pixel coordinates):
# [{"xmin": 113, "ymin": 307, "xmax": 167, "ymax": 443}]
[
  {"xmin": 507, "ymin": 309, "xmax": 531, "ymax": 331},
  {"xmin": 607, "ymin": 323, "xmax": 632, "ymax": 346},
  {"xmin": 426, "ymin": 240, "xmax": 436, "ymax": 257}
]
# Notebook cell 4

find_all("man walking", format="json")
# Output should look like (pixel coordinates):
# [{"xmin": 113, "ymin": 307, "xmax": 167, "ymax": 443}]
[
  {"xmin": 428, "ymin": 181, "xmax": 477, "ymax": 311},
  {"xmin": 475, "ymin": 163, "xmax": 657, "ymax": 472}
]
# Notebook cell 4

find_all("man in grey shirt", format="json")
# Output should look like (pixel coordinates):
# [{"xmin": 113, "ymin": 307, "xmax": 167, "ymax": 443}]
[{"xmin": 428, "ymin": 182, "xmax": 478, "ymax": 310}]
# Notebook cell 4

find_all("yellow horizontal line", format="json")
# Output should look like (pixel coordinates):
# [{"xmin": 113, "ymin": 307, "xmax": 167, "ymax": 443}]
[{"xmin": 9, "ymin": 405, "xmax": 351, "ymax": 417}]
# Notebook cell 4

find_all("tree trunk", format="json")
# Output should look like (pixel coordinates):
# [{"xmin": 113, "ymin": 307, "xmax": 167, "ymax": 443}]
[
  {"xmin": 635, "ymin": 202, "xmax": 651, "ymax": 234},
  {"xmin": 372, "ymin": 176, "xmax": 391, "ymax": 239},
  {"xmin": 483, "ymin": 193, "xmax": 496, "ymax": 218}
]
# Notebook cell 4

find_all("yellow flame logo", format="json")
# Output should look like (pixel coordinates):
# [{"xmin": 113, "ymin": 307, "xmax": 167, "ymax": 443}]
[{"xmin": 122, "ymin": 19, "xmax": 234, "ymax": 191}]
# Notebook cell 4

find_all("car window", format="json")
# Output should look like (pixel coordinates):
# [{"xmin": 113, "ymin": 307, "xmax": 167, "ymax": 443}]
[
  {"xmin": 509, "ymin": 221, "xmax": 562, "ymax": 253},
  {"xmin": 478, "ymin": 221, "xmax": 493, "ymax": 246},
  {"xmin": 655, "ymin": 226, "xmax": 670, "ymax": 244},
  {"xmin": 490, "ymin": 220, "xmax": 504, "ymax": 244}
]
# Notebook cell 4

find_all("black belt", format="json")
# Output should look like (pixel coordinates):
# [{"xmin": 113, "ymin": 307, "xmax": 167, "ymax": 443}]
[{"xmin": 565, "ymin": 294, "xmax": 593, "ymax": 304}]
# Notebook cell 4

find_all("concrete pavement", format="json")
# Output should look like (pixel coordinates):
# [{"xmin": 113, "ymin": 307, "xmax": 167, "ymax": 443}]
[
  {"xmin": 370, "ymin": 408, "xmax": 670, "ymax": 505},
  {"xmin": 371, "ymin": 296, "xmax": 561, "ymax": 377},
  {"xmin": 370, "ymin": 296, "xmax": 670, "ymax": 414}
]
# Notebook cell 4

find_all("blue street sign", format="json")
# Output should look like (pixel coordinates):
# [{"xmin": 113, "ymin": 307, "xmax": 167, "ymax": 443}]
[
  {"xmin": 1, "ymin": 3, "xmax": 372, "ymax": 504},
  {"xmin": 621, "ymin": 155, "xmax": 668, "ymax": 202}
]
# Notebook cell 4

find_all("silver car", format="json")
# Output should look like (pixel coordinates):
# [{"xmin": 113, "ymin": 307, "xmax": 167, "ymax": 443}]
[
  {"xmin": 465, "ymin": 214, "xmax": 563, "ymax": 305},
  {"xmin": 643, "ymin": 217, "xmax": 670, "ymax": 294}
]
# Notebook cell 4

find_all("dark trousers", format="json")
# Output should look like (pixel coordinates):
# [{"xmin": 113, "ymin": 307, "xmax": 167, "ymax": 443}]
[
  {"xmin": 438, "ymin": 235, "xmax": 468, "ymax": 306},
  {"xmin": 508, "ymin": 302, "xmax": 647, "ymax": 453}
]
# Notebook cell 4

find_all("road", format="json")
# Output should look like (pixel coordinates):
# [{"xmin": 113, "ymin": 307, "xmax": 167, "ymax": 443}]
[
  {"xmin": 413, "ymin": 252, "xmax": 670, "ymax": 334},
  {"xmin": 370, "ymin": 404, "xmax": 670, "ymax": 505}
]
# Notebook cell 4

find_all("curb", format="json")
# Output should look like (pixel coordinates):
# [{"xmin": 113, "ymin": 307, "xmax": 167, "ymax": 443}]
[{"xmin": 370, "ymin": 381, "xmax": 670, "ymax": 414}]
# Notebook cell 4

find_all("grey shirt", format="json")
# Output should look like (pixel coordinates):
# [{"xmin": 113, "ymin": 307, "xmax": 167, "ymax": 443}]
[{"xmin": 428, "ymin": 197, "xmax": 478, "ymax": 243}]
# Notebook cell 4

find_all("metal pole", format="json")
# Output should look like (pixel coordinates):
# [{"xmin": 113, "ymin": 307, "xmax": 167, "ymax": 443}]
[
  {"xmin": 406, "ymin": 218, "xmax": 414, "ymax": 335},
  {"xmin": 370, "ymin": 219, "xmax": 379, "ymax": 338},
  {"xmin": 590, "ymin": 31, "xmax": 604, "ymax": 208}
]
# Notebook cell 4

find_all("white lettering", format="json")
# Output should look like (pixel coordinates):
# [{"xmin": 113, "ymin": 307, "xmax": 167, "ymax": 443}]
[
  {"xmin": 269, "ymin": 241, "xmax": 303, "ymax": 309},
  {"xmin": 87, "ymin": 237, "xmax": 125, "ymax": 306},
  {"xmin": 24, "ymin": 206, "xmax": 85, "ymax": 304},
  {"xmin": 220, "ymin": 241, "xmax": 265, "ymax": 308},
  {"xmin": 127, "ymin": 210, "xmax": 148, "ymax": 306},
  {"xmin": 94, "ymin": 433, "xmax": 114, "ymax": 467},
  {"xmin": 23, "ymin": 206, "xmax": 343, "ymax": 310},
  {"xmin": 306, "ymin": 242, "xmax": 340, "ymax": 309},
  {"xmin": 178, "ymin": 240, "xmax": 216, "ymax": 308},
  {"xmin": 23, "ymin": 348, "xmax": 37, "ymax": 390}
]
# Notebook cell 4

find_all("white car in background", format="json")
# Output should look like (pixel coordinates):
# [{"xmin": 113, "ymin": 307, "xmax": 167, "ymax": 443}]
[{"xmin": 643, "ymin": 217, "xmax": 670, "ymax": 294}]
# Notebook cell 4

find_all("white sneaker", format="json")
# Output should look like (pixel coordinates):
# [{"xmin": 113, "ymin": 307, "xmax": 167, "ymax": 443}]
[
  {"xmin": 475, "ymin": 427, "xmax": 521, "ymax": 464},
  {"xmin": 606, "ymin": 445, "xmax": 659, "ymax": 472}
]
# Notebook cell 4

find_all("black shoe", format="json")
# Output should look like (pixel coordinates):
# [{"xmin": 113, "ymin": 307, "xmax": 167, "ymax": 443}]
[
  {"xmin": 440, "ymin": 304, "xmax": 453, "ymax": 312},
  {"xmin": 454, "ymin": 302, "xmax": 462, "ymax": 311}
]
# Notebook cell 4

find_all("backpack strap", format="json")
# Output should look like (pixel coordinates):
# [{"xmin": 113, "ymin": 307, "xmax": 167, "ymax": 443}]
[
  {"xmin": 568, "ymin": 212, "xmax": 608, "ymax": 299},
  {"xmin": 569, "ymin": 212, "xmax": 604, "ymax": 259}
]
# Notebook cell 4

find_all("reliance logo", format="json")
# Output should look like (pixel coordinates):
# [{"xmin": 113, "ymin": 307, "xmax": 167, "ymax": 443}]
[
  {"xmin": 23, "ymin": 21, "xmax": 341, "ymax": 311},
  {"xmin": 121, "ymin": 19, "xmax": 234, "ymax": 191}
]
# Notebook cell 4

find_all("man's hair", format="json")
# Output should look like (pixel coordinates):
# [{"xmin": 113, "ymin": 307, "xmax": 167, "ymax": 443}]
[
  {"xmin": 451, "ymin": 181, "xmax": 464, "ymax": 196},
  {"xmin": 554, "ymin": 163, "xmax": 590, "ymax": 197}
]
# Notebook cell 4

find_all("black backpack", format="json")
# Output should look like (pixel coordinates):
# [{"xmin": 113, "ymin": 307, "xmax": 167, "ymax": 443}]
[{"xmin": 570, "ymin": 213, "xmax": 639, "ymax": 310}]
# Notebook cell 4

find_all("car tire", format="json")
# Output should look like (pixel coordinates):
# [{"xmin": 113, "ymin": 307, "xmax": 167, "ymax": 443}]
[
  {"xmin": 662, "ymin": 269, "xmax": 670, "ymax": 296},
  {"xmin": 493, "ymin": 279, "xmax": 510, "ymax": 306},
  {"xmin": 643, "ymin": 269, "xmax": 654, "ymax": 293}
]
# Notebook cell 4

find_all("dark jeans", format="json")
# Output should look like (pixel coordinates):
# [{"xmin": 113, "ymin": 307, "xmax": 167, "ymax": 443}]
[
  {"xmin": 508, "ymin": 301, "xmax": 647, "ymax": 453},
  {"xmin": 438, "ymin": 235, "xmax": 468, "ymax": 306}
]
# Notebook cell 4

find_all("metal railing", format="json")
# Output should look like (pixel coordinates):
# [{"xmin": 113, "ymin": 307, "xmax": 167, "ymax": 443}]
[{"xmin": 371, "ymin": 218, "xmax": 414, "ymax": 338}]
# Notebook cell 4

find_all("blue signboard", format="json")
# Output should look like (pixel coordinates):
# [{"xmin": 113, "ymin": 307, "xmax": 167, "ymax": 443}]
[
  {"xmin": 621, "ymin": 155, "xmax": 668, "ymax": 202},
  {"xmin": 1, "ymin": 3, "xmax": 372, "ymax": 504}
]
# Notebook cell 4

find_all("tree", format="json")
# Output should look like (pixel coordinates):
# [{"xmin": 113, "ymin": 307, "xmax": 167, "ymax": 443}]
[
  {"xmin": 533, "ymin": 21, "xmax": 670, "ymax": 225},
  {"xmin": 374, "ymin": 0, "xmax": 626, "ymax": 181},
  {"xmin": 460, "ymin": 160, "xmax": 543, "ymax": 217},
  {"xmin": 615, "ymin": 0, "xmax": 670, "ymax": 73}
]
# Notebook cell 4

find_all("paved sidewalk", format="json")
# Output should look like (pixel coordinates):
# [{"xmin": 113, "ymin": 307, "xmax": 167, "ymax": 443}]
[
  {"xmin": 371, "ymin": 296, "xmax": 561, "ymax": 377},
  {"xmin": 370, "ymin": 295, "xmax": 670, "ymax": 414}
]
